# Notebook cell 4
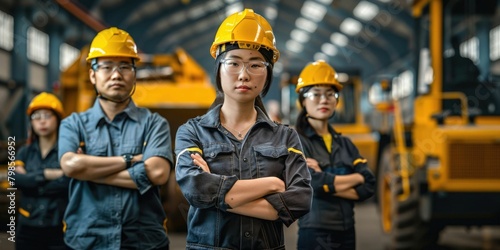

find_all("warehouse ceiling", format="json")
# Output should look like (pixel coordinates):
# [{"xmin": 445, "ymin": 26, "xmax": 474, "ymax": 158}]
[{"xmin": 4, "ymin": 0, "xmax": 414, "ymax": 81}]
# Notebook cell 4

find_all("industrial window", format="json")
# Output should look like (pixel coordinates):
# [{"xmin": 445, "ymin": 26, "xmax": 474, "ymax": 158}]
[
  {"xmin": 460, "ymin": 36, "xmax": 479, "ymax": 64},
  {"xmin": 60, "ymin": 43, "xmax": 79, "ymax": 71},
  {"xmin": 0, "ymin": 10, "xmax": 13, "ymax": 51},
  {"xmin": 490, "ymin": 25, "xmax": 500, "ymax": 61},
  {"xmin": 392, "ymin": 70, "xmax": 413, "ymax": 100},
  {"xmin": 27, "ymin": 27, "xmax": 49, "ymax": 65}
]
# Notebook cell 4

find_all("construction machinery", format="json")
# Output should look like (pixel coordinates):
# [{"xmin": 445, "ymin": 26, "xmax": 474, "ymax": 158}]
[
  {"xmin": 331, "ymin": 71, "xmax": 379, "ymax": 173},
  {"xmin": 370, "ymin": 0, "xmax": 500, "ymax": 248},
  {"xmin": 59, "ymin": 46, "xmax": 216, "ymax": 232}
]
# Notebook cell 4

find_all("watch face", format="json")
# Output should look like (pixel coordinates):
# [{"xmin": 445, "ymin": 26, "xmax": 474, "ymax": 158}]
[{"xmin": 124, "ymin": 154, "xmax": 132, "ymax": 161}]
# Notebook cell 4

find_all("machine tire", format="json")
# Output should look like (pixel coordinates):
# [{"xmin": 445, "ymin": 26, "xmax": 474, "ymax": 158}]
[{"xmin": 378, "ymin": 145, "xmax": 440, "ymax": 250}]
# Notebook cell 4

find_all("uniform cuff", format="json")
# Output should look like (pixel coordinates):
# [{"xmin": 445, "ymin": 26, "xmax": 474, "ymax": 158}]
[{"xmin": 128, "ymin": 161, "xmax": 152, "ymax": 194}]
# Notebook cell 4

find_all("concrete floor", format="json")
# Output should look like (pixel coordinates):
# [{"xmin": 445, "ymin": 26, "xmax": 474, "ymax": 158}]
[{"xmin": 2, "ymin": 202, "xmax": 500, "ymax": 249}]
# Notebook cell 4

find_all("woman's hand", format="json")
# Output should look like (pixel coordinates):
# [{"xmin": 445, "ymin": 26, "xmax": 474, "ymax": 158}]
[
  {"xmin": 306, "ymin": 158, "xmax": 322, "ymax": 172},
  {"xmin": 14, "ymin": 165, "xmax": 26, "ymax": 174},
  {"xmin": 191, "ymin": 153, "xmax": 210, "ymax": 173}
]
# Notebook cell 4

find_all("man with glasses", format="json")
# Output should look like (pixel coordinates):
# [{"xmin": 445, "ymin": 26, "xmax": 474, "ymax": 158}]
[
  {"xmin": 58, "ymin": 27, "xmax": 172, "ymax": 250},
  {"xmin": 294, "ymin": 60, "xmax": 375, "ymax": 250}
]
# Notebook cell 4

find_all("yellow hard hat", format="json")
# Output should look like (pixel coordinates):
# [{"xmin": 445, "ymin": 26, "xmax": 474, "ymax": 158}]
[
  {"xmin": 296, "ymin": 60, "xmax": 343, "ymax": 93},
  {"xmin": 210, "ymin": 9, "xmax": 280, "ymax": 63},
  {"xmin": 86, "ymin": 27, "xmax": 140, "ymax": 62},
  {"xmin": 27, "ymin": 92, "xmax": 65, "ymax": 118}
]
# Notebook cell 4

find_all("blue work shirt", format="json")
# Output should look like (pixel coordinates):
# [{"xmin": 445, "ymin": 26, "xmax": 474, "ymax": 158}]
[
  {"xmin": 58, "ymin": 99, "xmax": 173, "ymax": 250},
  {"xmin": 175, "ymin": 104, "xmax": 312, "ymax": 250},
  {"xmin": 16, "ymin": 141, "xmax": 69, "ymax": 228}
]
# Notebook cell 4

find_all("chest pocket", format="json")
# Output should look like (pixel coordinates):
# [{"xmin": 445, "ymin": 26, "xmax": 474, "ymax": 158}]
[
  {"xmin": 203, "ymin": 144, "xmax": 234, "ymax": 176},
  {"xmin": 253, "ymin": 145, "xmax": 288, "ymax": 177},
  {"xmin": 86, "ymin": 139, "xmax": 108, "ymax": 156}
]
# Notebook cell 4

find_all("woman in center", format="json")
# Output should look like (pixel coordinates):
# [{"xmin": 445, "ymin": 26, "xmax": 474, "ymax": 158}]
[{"xmin": 175, "ymin": 9, "xmax": 312, "ymax": 250}]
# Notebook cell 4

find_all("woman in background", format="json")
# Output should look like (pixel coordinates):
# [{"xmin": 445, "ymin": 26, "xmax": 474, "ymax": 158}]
[
  {"xmin": 294, "ymin": 60, "xmax": 375, "ymax": 250},
  {"xmin": 15, "ymin": 92, "xmax": 69, "ymax": 250}
]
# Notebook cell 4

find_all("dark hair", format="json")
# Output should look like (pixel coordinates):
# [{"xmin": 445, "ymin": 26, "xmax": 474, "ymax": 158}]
[
  {"xmin": 208, "ymin": 47, "xmax": 274, "ymax": 116},
  {"xmin": 294, "ymin": 86, "xmax": 312, "ymax": 137}
]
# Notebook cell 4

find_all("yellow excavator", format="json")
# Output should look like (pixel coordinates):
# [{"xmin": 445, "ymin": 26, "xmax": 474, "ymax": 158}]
[
  {"xmin": 370, "ymin": 0, "xmax": 500, "ymax": 248},
  {"xmin": 59, "ymin": 46, "xmax": 216, "ymax": 232}
]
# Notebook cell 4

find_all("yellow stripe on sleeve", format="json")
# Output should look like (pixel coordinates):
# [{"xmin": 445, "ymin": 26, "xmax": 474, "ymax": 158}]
[
  {"xmin": 14, "ymin": 160, "xmax": 24, "ymax": 167},
  {"xmin": 288, "ymin": 147, "xmax": 305, "ymax": 159},
  {"xmin": 323, "ymin": 185, "xmax": 330, "ymax": 193},
  {"xmin": 19, "ymin": 208, "xmax": 30, "ymax": 218},
  {"xmin": 353, "ymin": 158, "xmax": 368, "ymax": 166},
  {"xmin": 175, "ymin": 147, "xmax": 203, "ymax": 168}
]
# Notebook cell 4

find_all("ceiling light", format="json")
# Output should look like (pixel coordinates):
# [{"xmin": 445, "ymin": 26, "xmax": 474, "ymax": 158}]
[
  {"xmin": 265, "ymin": 6, "xmax": 277, "ymax": 21},
  {"xmin": 225, "ymin": 3, "xmax": 243, "ymax": 17},
  {"xmin": 301, "ymin": 1, "xmax": 327, "ymax": 22},
  {"xmin": 340, "ymin": 18, "xmax": 362, "ymax": 36},
  {"xmin": 314, "ymin": 52, "xmax": 329, "ymax": 62},
  {"xmin": 330, "ymin": 32, "xmax": 349, "ymax": 46},
  {"xmin": 316, "ymin": 0, "xmax": 333, "ymax": 5},
  {"xmin": 291, "ymin": 29, "xmax": 310, "ymax": 43},
  {"xmin": 321, "ymin": 43, "xmax": 338, "ymax": 56},
  {"xmin": 353, "ymin": 1, "xmax": 379, "ymax": 21},
  {"xmin": 337, "ymin": 73, "xmax": 349, "ymax": 82},
  {"xmin": 273, "ymin": 61, "xmax": 283, "ymax": 74},
  {"xmin": 295, "ymin": 17, "xmax": 318, "ymax": 33},
  {"xmin": 286, "ymin": 40, "xmax": 304, "ymax": 53}
]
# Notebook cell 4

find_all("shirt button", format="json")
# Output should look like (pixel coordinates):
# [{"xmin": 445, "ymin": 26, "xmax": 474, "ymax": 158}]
[
  {"xmin": 243, "ymin": 158, "xmax": 247, "ymax": 162},
  {"xmin": 244, "ymin": 232, "xmax": 251, "ymax": 238}
]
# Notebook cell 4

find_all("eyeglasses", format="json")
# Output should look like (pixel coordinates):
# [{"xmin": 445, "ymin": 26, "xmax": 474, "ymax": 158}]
[
  {"xmin": 31, "ymin": 112, "xmax": 54, "ymax": 120},
  {"xmin": 303, "ymin": 91, "xmax": 339, "ymax": 102},
  {"xmin": 220, "ymin": 59, "xmax": 270, "ymax": 75},
  {"xmin": 93, "ymin": 63, "xmax": 135, "ymax": 75}
]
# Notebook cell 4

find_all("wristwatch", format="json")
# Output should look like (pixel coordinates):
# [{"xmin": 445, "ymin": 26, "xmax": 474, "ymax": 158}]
[{"xmin": 123, "ymin": 154, "xmax": 134, "ymax": 168}]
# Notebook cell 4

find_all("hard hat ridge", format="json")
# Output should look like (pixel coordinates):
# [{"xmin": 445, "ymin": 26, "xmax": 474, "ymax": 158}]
[{"xmin": 86, "ymin": 27, "xmax": 140, "ymax": 62}]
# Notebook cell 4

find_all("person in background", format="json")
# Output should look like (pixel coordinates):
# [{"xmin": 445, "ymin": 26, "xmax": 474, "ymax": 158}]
[
  {"xmin": 444, "ymin": 35, "xmax": 480, "ymax": 88},
  {"xmin": 58, "ymin": 27, "xmax": 172, "ymax": 250},
  {"xmin": 266, "ymin": 99, "xmax": 282, "ymax": 123},
  {"xmin": 294, "ymin": 60, "xmax": 375, "ymax": 250},
  {"xmin": 175, "ymin": 9, "xmax": 312, "ymax": 250},
  {"xmin": 15, "ymin": 92, "xmax": 69, "ymax": 250}
]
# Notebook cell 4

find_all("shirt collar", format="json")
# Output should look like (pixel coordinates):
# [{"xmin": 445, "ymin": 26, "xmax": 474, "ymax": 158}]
[
  {"xmin": 89, "ymin": 98, "xmax": 140, "ymax": 128},
  {"xmin": 198, "ymin": 104, "xmax": 277, "ymax": 129},
  {"xmin": 304, "ymin": 122, "xmax": 340, "ymax": 139}
]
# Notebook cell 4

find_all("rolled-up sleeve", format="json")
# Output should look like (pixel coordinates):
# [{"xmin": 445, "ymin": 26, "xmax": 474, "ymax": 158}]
[
  {"xmin": 129, "ymin": 113, "xmax": 173, "ymax": 194},
  {"xmin": 264, "ymin": 128, "xmax": 312, "ymax": 227},
  {"xmin": 354, "ymin": 161, "xmax": 375, "ymax": 201},
  {"xmin": 58, "ymin": 114, "xmax": 81, "ymax": 161},
  {"xmin": 175, "ymin": 122, "xmax": 238, "ymax": 210},
  {"xmin": 309, "ymin": 171, "xmax": 336, "ymax": 194}
]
